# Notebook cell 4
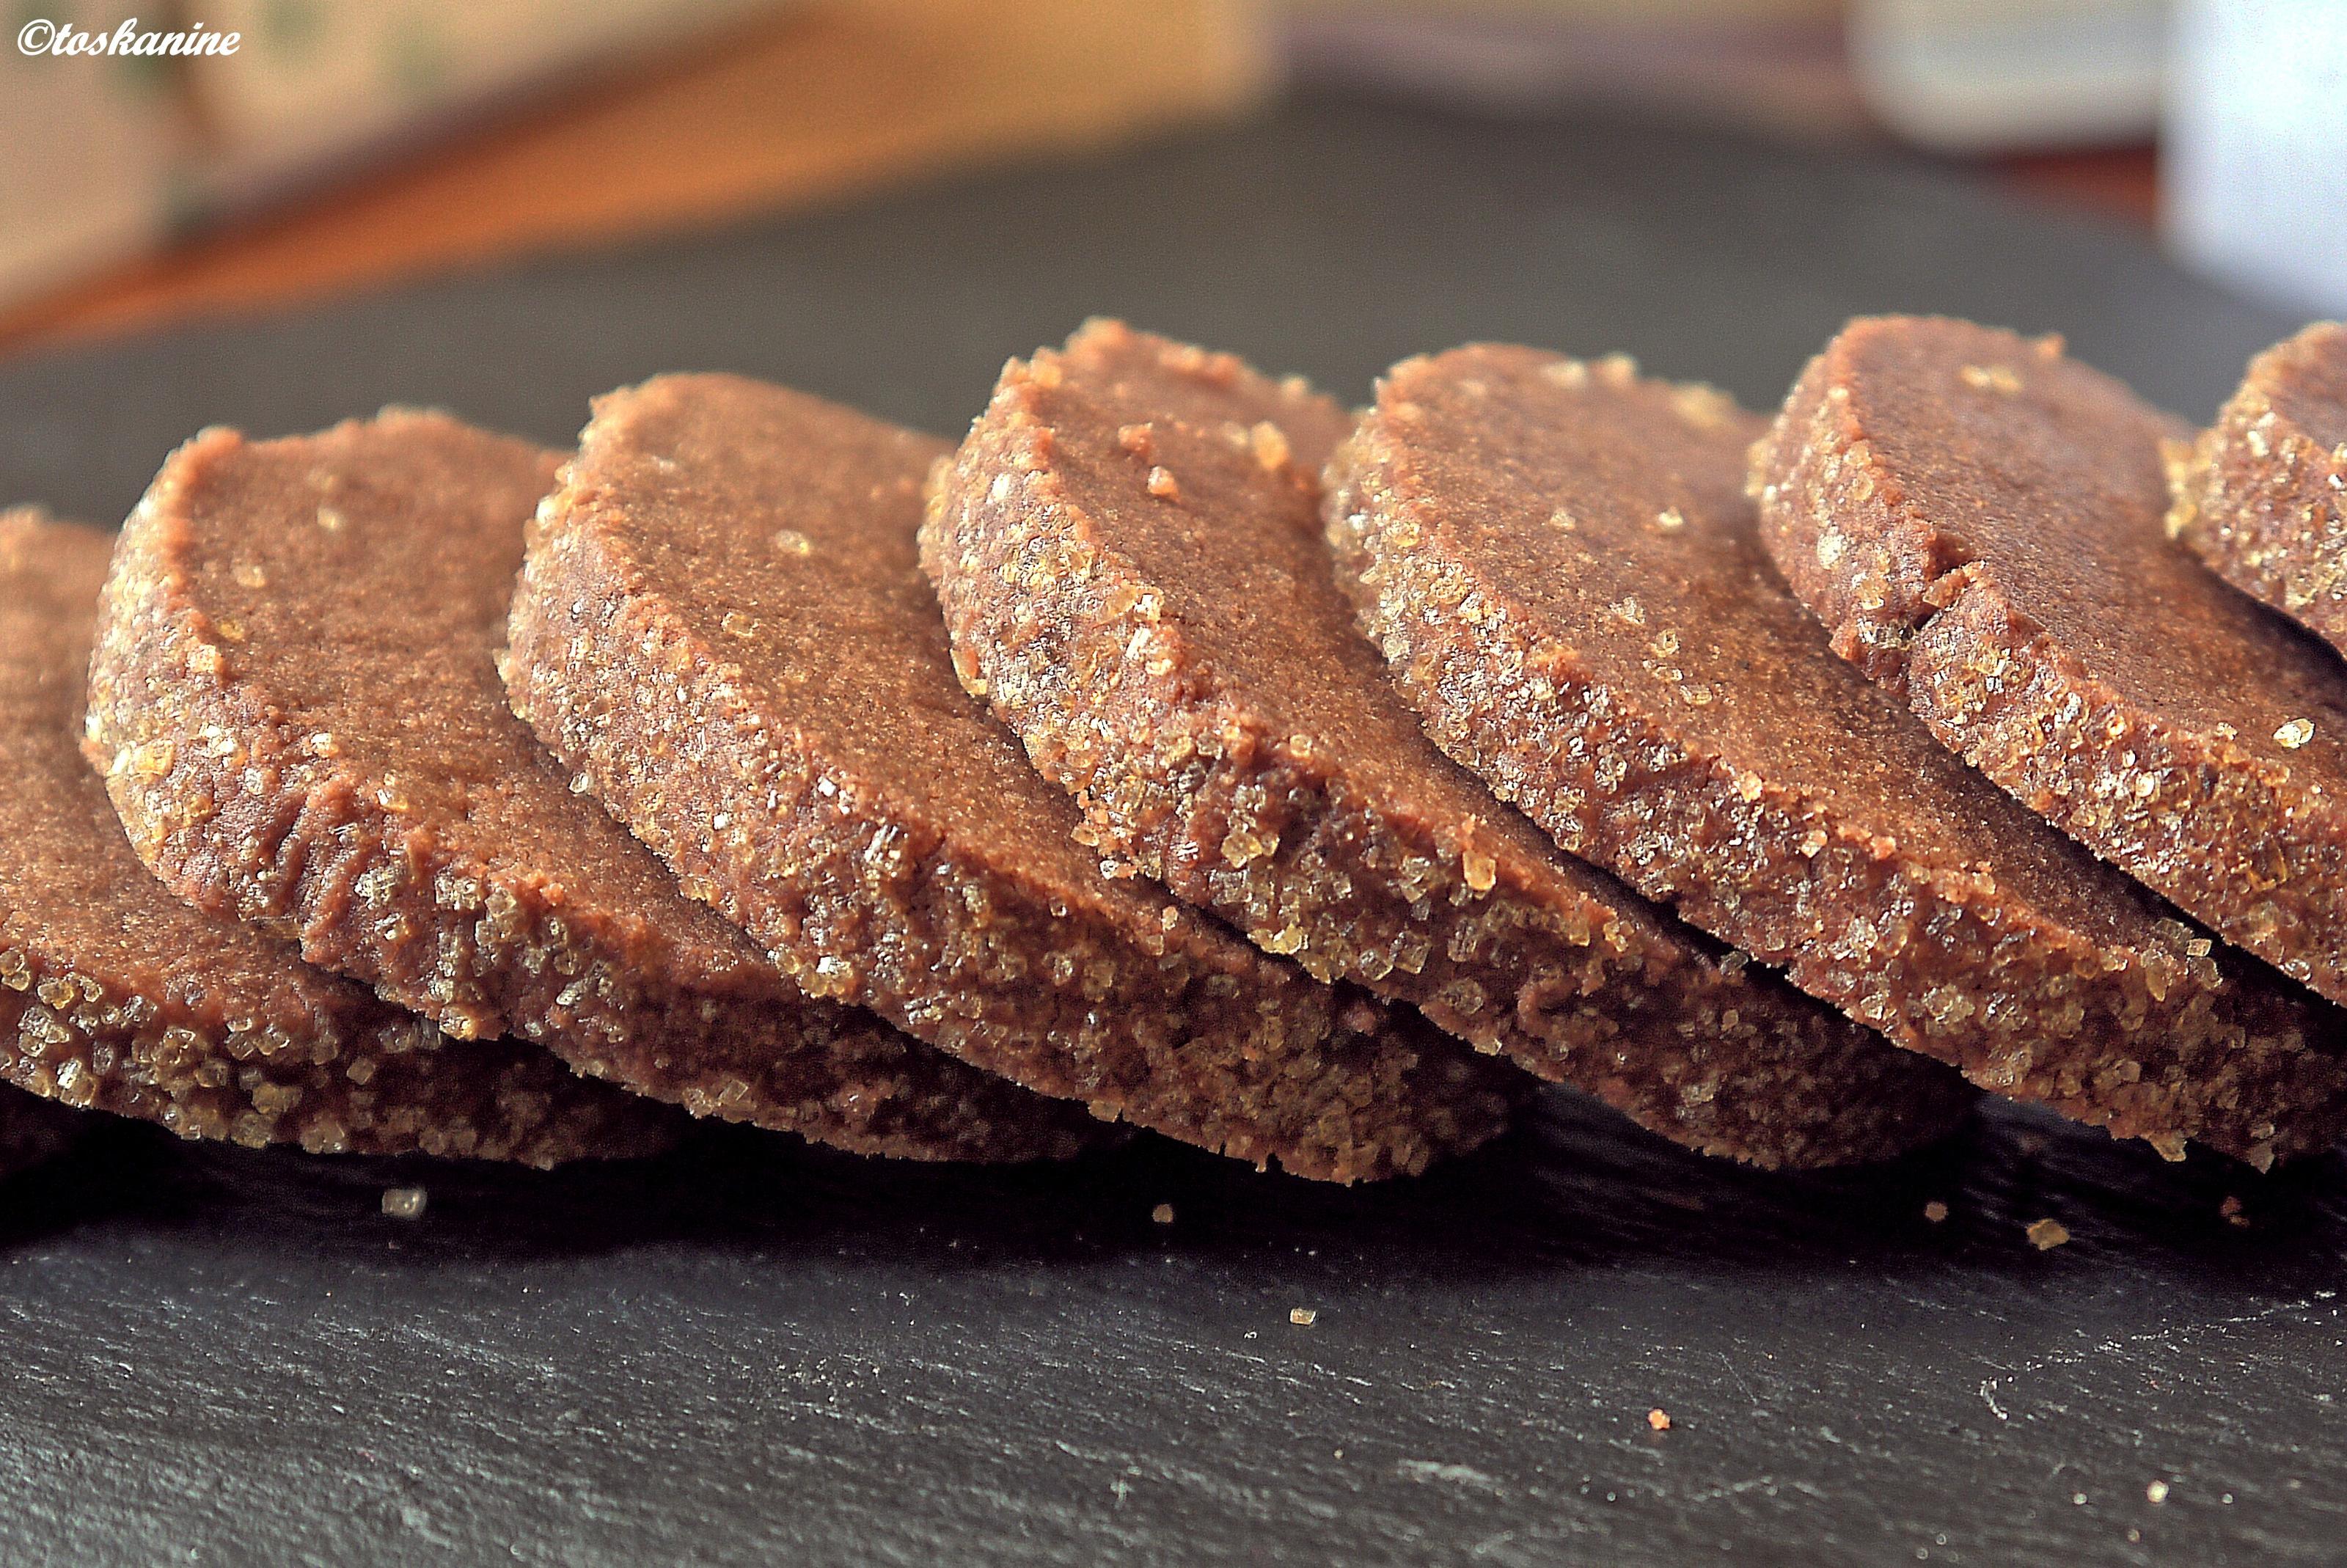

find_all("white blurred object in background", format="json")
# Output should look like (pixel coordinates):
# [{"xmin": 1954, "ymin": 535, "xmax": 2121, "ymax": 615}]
[
  {"xmin": 2166, "ymin": 0, "xmax": 2347, "ymax": 316},
  {"xmin": 1850, "ymin": 0, "xmax": 2164, "ymax": 152}
]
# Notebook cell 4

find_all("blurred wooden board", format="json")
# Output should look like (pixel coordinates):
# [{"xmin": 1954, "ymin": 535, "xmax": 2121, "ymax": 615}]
[{"xmin": 0, "ymin": 0, "xmax": 1268, "ymax": 351}]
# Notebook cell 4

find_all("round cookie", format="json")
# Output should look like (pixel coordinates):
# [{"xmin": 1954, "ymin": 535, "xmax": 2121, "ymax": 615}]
[
  {"xmin": 2167, "ymin": 320, "xmax": 2347, "ymax": 656},
  {"xmin": 85, "ymin": 414, "xmax": 1101, "ymax": 1163},
  {"xmin": 4, "ymin": 509, "xmax": 673, "ymax": 1164},
  {"xmin": 1755, "ymin": 316, "xmax": 2347, "ymax": 1012},
  {"xmin": 1331, "ymin": 344, "xmax": 2347, "ymax": 1168},
  {"xmin": 924, "ymin": 319, "xmax": 1974, "ymax": 1168},
  {"xmin": 504, "ymin": 373, "xmax": 1523, "ymax": 1182}
]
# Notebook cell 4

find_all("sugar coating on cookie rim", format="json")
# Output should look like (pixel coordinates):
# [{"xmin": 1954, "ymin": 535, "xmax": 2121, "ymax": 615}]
[{"xmin": 2168, "ymin": 320, "xmax": 2347, "ymax": 656}]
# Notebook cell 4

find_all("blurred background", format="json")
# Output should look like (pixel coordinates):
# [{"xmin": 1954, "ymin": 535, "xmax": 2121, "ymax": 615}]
[{"xmin": 0, "ymin": 0, "xmax": 2339, "ymax": 352}]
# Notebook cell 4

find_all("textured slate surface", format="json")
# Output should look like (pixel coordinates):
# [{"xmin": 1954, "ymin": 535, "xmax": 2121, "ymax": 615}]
[{"xmin": 0, "ymin": 97, "xmax": 2338, "ymax": 1567}]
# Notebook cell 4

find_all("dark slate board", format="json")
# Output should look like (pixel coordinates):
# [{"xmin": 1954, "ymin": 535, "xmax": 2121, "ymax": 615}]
[{"xmin": 0, "ymin": 97, "xmax": 2337, "ymax": 1567}]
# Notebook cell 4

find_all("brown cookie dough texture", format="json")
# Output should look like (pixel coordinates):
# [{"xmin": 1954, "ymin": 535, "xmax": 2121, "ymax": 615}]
[
  {"xmin": 504, "ymin": 373, "xmax": 1522, "ymax": 1182},
  {"xmin": 2, "ymin": 509, "xmax": 674, "ymax": 1164},
  {"xmin": 1333, "ymin": 344, "xmax": 2347, "ymax": 1167},
  {"xmin": 2168, "ymin": 320, "xmax": 2347, "ymax": 655},
  {"xmin": 84, "ymin": 414, "xmax": 1096, "ymax": 1163},
  {"xmin": 923, "ymin": 319, "xmax": 1974, "ymax": 1168},
  {"xmin": 1757, "ymin": 316, "xmax": 2347, "ymax": 1014}
]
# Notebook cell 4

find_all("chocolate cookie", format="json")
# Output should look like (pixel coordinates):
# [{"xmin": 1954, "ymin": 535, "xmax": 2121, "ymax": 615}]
[
  {"xmin": 1756, "ymin": 316, "xmax": 2347, "ymax": 1012},
  {"xmin": 4, "ymin": 509, "xmax": 673, "ymax": 1163},
  {"xmin": 1332, "ymin": 345, "xmax": 2347, "ymax": 1167},
  {"xmin": 85, "ymin": 414, "xmax": 1099, "ymax": 1163},
  {"xmin": 2167, "ymin": 321, "xmax": 2347, "ymax": 655},
  {"xmin": 505, "ymin": 373, "xmax": 1522, "ymax": 1182},
  {"xmin": 924, "ymin": 320, "xmax": 1974, "ymax": 1168}
]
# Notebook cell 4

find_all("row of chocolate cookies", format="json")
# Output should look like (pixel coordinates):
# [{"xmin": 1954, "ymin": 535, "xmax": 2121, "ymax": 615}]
[
  {"xmin": 32, "ymin": 309, "xmax": 2340, "ymax": 1184},
  {"xmin": 4, "ymin": 385, "xmax": 1948, "ymax": 1183},
  {"xmin": 84, "ymin": 367, "xmax": 1944, "ymax": 1184},
  {"xmin": 923, "ymin": 323, "xmax": 1973, "ymax": 1168},
  {"xmin": 15, "ymin": 361, "xmax": 1609, "ymax": 1180},
  {"xmin": 81, "ymin": 414, "xmax": 1122, "ymax": 1173},
  {"xmin": 40, "ymin": 398, "xmax": 1518, "ymax": 1184},
  {"xmin": 10, "ymin": 432, "xmax": 1112, "ymax": 1176},
  {"xmin": 20, "ymin": 348, "xmax": 1912, "ymax": 1183},
  {"xmin": 490, "ymin": 354, "xmax": 1986, "ymax": 1174},
  {"xmin": 929, "ymin": 318, "xmax": 2347, "ymax": 1172},
  {"xmin": 1751, "ymin": 315, "xmax": 2347, "ymax": 1165}
]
